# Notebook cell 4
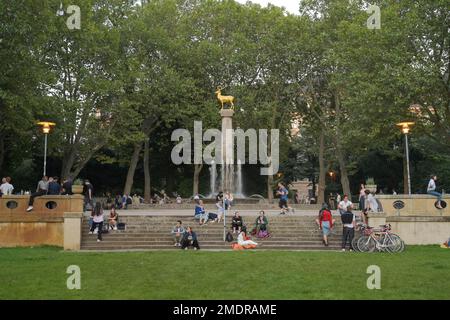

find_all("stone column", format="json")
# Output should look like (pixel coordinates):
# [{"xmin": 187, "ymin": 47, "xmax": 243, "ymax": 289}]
[
  {"xmin": 64, "ymin": 212, "xmax": 83, "ymax": 250},
  {"xmin": 220, "ymin": 109, "xmax": 234, "ymax": 193}
]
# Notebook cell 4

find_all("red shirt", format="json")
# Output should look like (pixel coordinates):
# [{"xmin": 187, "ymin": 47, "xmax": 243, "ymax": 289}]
[{"xmin": 319, "ymin": 209, "xmax": 333, "ymax": 228}]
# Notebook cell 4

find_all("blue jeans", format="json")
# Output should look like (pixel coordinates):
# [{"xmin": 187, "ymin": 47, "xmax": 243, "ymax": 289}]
[{"xmin": 428, "ymin": 191, "xmax": 442, "ymax": 201}]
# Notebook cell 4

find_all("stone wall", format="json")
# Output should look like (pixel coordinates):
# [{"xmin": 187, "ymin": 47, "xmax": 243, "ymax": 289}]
[{"xmin": 0, "ymin": 195, "xmax": 83, "ymax": 250}]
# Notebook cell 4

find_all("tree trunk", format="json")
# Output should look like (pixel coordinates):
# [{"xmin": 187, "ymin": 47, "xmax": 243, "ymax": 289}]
[
  {"xmin": 318, "ymin": 130, "xmax": 326, "ymax": 204},
  {"xmin": 144, "ymin": 138, "xmax": 151, "ymax": 203},
  {"xmin": 267, "ymin": 174, "xmax": 274, "ymax": 202},
  {"xmin": 193, "ymin": 164, "xmax": 203, "ymax": 196},
  {"xmin": 0, "ymin": 134, "xmax": 4, "ymax": 173},
  {"xmin": 334, "ymin": 91, "xmax": 351, "ymax": 198},
  {"xmin": 123, "ymin": 143, "xmax": 143, "ymax": 196},
  {"xmin": 60, "ymin": 147, "xmax": 77, "ymax": 180}
]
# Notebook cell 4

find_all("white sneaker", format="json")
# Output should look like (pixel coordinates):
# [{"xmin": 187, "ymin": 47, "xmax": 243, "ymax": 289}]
[
  {"xmin": 114, "ymin": 227, "xmax": 118, "ymax": 230},
  {"xmin": 194, "ymin": 247, "xmax": 198, "ymax": 250},
  {"xmin": 174, "ymin": 243, "xmax": 178, "ymax": 247},
  {"xmin": 89, "ymin": 231, "xmax": 93, "ymax": 235},
  {"xmin": 26, "ymin": 206, "xmax": 33, "ymax": 212},
  {"xmin": 184, "ymin": 247, "xmax": 188, "ymax": 250},
  {"xmin": 341, "ymin": 248, "xmax": 346, "ymax": 252},
  {"xmin": 97, "ymin": 239, "xmax": 101, "ymax": 242},
  {"xmin": 94, "ymin": 228, "xmax": 98, "ymax": 234}
]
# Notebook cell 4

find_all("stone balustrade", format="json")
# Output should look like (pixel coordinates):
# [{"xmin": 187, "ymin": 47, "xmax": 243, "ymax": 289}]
[
  {"xmin": 367, "ymin": 194, "xmax": 450, "ymax": 245},
  {"xmin": 0, "ymin": 195, "xmax": 84, "ymax": 250},
  {"xmin": 376, "ymin": 194, "xmax": 449, "ymax": 216}
]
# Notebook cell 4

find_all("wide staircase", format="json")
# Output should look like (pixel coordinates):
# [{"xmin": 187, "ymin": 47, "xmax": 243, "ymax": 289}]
[{"xmin": 81, "ymin": 215, "xmax": 343, "ymax": 251}]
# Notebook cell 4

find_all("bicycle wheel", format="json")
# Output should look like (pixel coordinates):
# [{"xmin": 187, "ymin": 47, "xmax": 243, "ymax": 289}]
[
  {"xmin": 351, "ymin": 235, "xmax": 360, "ymax": 251},
  {"xmin": 379, "ymin": 234, "xmax": 396, "ymax": 253},
  {"xmin": 357, "ymin": 235, "xmax": 376, "ymax": 252},
  {"xmin": 387, "ymin": 234, "xmax": 405, "ymax": 253}
]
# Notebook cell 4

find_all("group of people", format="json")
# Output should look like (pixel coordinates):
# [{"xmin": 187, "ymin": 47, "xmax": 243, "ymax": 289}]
[
  {"xmin": 316, "ymin": 201, "xmax": 355, "ymax": 250},
  {"xmin": 88, "ymin": 202, "xmax": 119, "ymax": 242},
  {"xmin": 25, "ymin": 176, "xmax": 75, "ymax": 212},
  {"xmin": 170, "ymin": 220, "xmax": 200, "ymax": 250}
]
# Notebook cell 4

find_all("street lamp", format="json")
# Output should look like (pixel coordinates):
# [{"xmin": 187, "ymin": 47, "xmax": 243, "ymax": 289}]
[
  {"xmin": 396, "ymin": 121, "xmax": 414, "ymax": 195},
  {"xmin": 37, "ymin": 121, "xmax": 56, "ymax": 177}
]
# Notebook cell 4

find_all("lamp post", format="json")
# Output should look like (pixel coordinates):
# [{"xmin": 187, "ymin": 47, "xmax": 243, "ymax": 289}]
[
  {"xmin": 37, "ymin": 121, "xmax": 56, "ymax": 177},
  {"xmin": 396, "ymin": 122, "xmax": 414, "ymax": 195}
]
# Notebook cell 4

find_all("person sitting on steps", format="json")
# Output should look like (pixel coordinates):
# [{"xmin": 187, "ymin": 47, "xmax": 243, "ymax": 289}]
[
  {"xmin": 171, "ymin": 220, "xmax": 186, "ymax": 247},
  {"xmin": 108, "ymin": 206, "xmax": 118, "ymax": 231},
  {"xmin": 237, "ymin": 228, "xmax": 258, "ymax": 248},
  {"xmin": 194, "ymin": 200, "xmax": 209, "ymax": 225},
  {"xmin": 231, "ymin": 211, "xmax": 243, "ymax": 234},
  {"xmin": 254, "ymin": 210, "xmax": 269, "ymax": 235},
  {"xmin": 181, "ymin": 226, "xmax": 200, "ymax": 250}
]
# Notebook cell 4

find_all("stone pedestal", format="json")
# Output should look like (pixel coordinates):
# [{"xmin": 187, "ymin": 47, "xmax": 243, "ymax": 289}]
[
  {"xmin": 220, "ymin": 109, "xmax": 234, "ymax": 192},
  {"xmin": 64, "ymin": 212, "xmax": 83, "ymax": 250}
]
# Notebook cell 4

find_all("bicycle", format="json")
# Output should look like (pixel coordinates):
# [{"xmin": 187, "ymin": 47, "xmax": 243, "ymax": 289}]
[{"xmin": 357, "ymin": 224, "xmax": 405, "ymax": 253}]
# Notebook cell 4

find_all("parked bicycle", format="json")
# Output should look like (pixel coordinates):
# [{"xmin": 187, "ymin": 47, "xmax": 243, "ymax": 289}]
[{"xmin": 357, "ymin": 224, "xmax": 405, "ymax": 253}]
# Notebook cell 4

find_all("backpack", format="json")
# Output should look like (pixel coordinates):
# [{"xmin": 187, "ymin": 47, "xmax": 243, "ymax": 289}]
[
  {"xmin": 341, "ymin": 212, "xmax": 354, "ymax": 224},
  {"xmin": 225, "ymin": 232, "xmax": 233, "ymax": 242}
]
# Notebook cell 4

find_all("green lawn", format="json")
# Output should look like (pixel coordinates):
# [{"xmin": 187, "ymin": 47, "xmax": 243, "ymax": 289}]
[{"xmin": 0, "ymin": 246, "xmax": 449, "ymax": 299}]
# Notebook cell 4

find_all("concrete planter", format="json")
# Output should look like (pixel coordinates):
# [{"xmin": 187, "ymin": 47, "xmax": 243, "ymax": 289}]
[{"xmin": 72, "ymin": 185, "xmax": 83, "ymax": 194}]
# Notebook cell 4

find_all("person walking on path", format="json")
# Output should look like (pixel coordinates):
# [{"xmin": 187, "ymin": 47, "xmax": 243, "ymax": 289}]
[
  {"xmin": 427, "ymin": 175, "xmax": 443, "ymax": 209},
  {"xmin": 277, "ymin": 182, "xmax": 293, "ymax": 215},
  {"xmin": 316, "ymin": 204, "xmax": 334, "ymax": 247}
]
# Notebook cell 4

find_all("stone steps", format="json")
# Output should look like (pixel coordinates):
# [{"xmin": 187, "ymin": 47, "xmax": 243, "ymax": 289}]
[{"xmin": 81, "ymin": 215, "xmax": 343, "ymax": 251}]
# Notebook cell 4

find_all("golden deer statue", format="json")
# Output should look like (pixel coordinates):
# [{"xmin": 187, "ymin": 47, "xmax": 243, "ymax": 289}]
[{"xmin": 215, "ymin": 87, "xmax": 235, "ymax": 110}]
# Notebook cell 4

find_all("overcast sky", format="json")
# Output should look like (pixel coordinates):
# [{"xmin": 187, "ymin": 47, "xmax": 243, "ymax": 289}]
[{"xmin": 235, "ymin": 0, "xmax": 300, "ymax": 15}]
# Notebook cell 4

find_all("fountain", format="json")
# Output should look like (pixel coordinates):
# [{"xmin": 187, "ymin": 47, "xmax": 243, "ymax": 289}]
[
  {"xmin": 209, "ymin": 160, "xmax": 217, "ymax": 196},
  {"xmin": 207, "ymin": 109, "xmax": 246, "ymax": 198}
]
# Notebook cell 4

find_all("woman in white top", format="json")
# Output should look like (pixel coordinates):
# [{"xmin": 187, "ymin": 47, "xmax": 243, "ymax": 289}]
[
  {"xmin": 89, "ymin": 202, "xmax": 104, "ymax": 242},
  {"xmin": 0, "ymin": 177, "xmax": 14, "ymax": 195},
  {"xmin": 364, "ymin": 190, "xmax": 379, "ymax": 212},
  {"xmin": 237, "ymin": 230, "xmax": 258, "ymax": 247}
]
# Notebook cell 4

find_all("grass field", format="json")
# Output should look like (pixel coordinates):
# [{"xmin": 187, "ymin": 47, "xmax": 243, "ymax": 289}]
[{"xmin": 0, "ymin": 246, "xmax": 449, "ymax": 299}]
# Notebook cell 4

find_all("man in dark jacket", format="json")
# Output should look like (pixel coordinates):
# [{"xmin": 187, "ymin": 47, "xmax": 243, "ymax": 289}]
[{"xmin": 181, "ymin": 226, "xmax": 200, "ymax": 250}]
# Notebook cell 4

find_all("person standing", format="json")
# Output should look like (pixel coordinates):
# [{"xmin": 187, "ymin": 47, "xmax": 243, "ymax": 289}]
[
  {"xmin": 341, "ymin": 206, "xmax": 356, "ymax": 251},
  {"xmin": 427, "ymin": 175, "xmax": 443, "ymax": 209},
  {"xmin": 83, "ymin": 179, "xmax": 94, "ymax": 212},
  {"xmin": 26, "ymin": 176, "xmax": 49, "ymax": 212},
  {"xmin": 61, "ymin": 177, "xmax": 73, "ymax": 195},
  {"xmin": 0, "ymin": 177, "xmax": 14, "ymax": 196},
  {"xmin": 171, "ymin": 220, "xmax": 185, "ymax": 247},
  {"xmin": 359, "ymin": 184, "xmax": 366, "ymax": 211},
  {"xmin": 89, "ymin": 202, "xmax": 104, "ymax": 242}
]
